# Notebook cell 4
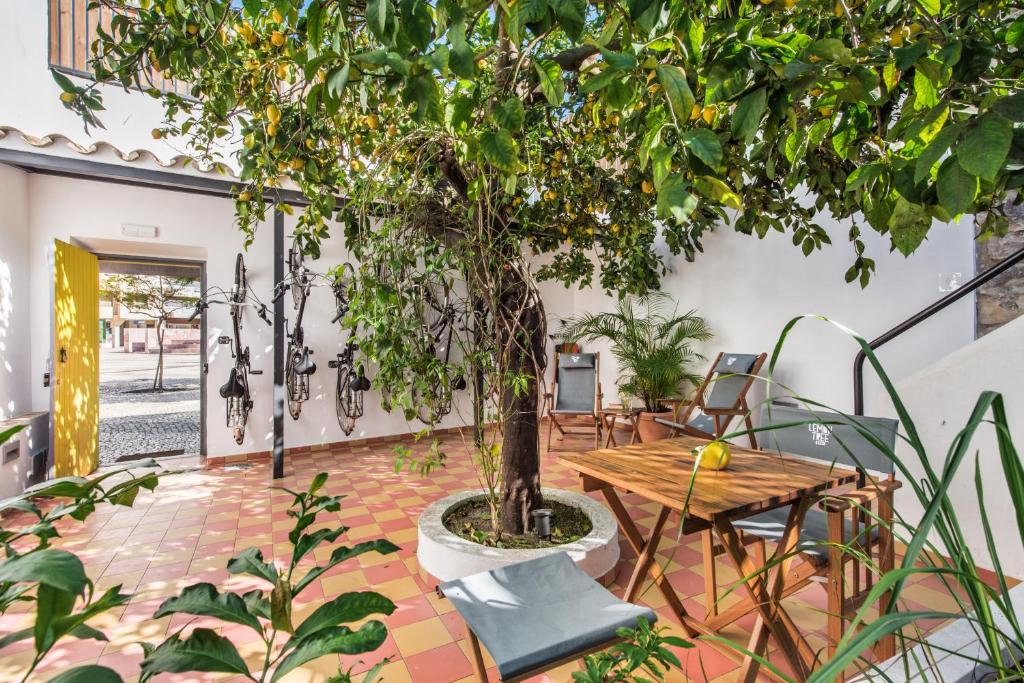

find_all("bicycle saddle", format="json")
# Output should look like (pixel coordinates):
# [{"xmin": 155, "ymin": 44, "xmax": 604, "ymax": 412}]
[
  {"xmin": 452, "ymin": 374, "xmax": 468, "ymax": 391},
  {"xmin": 219, "ymin": 368, "xmax": 246, "ymax": 399},
  {"xmin": 353, "ymin": 372, "xmax": 371, "ymax": 392},
  {"xmin": 295, "ymin": 348, "xmax": 317, "ymax": 375}
]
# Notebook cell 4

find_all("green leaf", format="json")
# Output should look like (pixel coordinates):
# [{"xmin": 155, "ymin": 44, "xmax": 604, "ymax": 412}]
[
  {"xmin": 599, "ymin": 47, "xmax": 637, "ymax": 71},
  {"xmin": 494, "ymin": 98, "xmax": 525, "ymax": 130},
  {"xmin": 272, "ymin": 621, "xmax": 389, "ymax": 682},
  {"xmin": 154, "ymin": 583, "xmax": 263, "ymax": 632},
  {"xmin": 549, "ymin": 0, "xmax": 586, "ymax": 39},
  {"xmin": 49, "ymin": 666, "xmax": 123, "ymax": 683},
  {"xmin": 579, "ymin": 68, "xmax": 618, "ymax": 94},
  {"xmin": 913, "ymin": 67, "xmax": 939, "ymax": 110},
  {"xmin": 351, "ymin": 50, "xmax": 410, "ymax": 76},
  {"xmin": 516, "ymin": 0, "xmax": 548, "ymax": 25},
  {"xmin": 651, "ymin": 145, "xmax": 673, "ymax": 190},
  {"xmin": 446, "ymin": 95, "xmax": 475, "ymax": 135},
  {"xmin": 271, "ymin": 579, "xmax": 294, "ymax": 635},
  {"xmin": 534, "ymin": 59, "xmax": 565, "ymax": 105},
  {"xmin": 399, "ymin": 0, "xmax": 433, "ymax": 51},
  {"xmin": 656, "ymin": 178, "xmax": 697, "ymax": 222},
  {"xmin": 695, "ymin": 176, "xmax": 742, "ymax": 209},
  {"xmin": 292, "ymin": 592, "xmax": 396, "ymax": 643},
  {"xmin": 403, "ymin": 73, "xmax": 442, "ymax": 123},
  {"xmin": 730, "ymin": 87, "xmax": 766, "ymax": 145},
  {"xmin": 914, "ymin": 124, "xmax": 960, "ymax": 184},
  {"xmin": 140, "ymin": 628, "xmax": 251, "ymax": 678},
  {"xmin": 993, "ymin": 92, "xmax": 1024, "ymax": 122},
  {"xmin": 0, "ymin": 550, "xmax": 88, "ymax": 595},
  {"xmin": 35, "ymin": 583, "xmax": 76, "ymax": 651},
  {"xmin": 479, "ymin": 129, "xmax": 519, "ymax": 172},
  {"xmin": 366, "ymin": 0, "xmax": 396, "ymax": 45},
  {"xmin": 679, "ymin": 129, "xmax": 722, "ymax": 168},
  {"xmin": 226, "ymin": 547, "xmax": 278, "ymax": 585},
  {"xmin": 447, "ymin": 22, "xmax": 476, "ymax": 78},
  {"xmin": 808, "ymin": 38, "xmax": 852, "ymax": 64},
  {"xmin": 326, "ymin": 63, "xmax": 350, "ymax": 98},
  {"xmin": 656, "ymin": 65, "xmax": 694, "ymax": 124},
  {"xmin": 293, "ymin": 540, "xmax": 400, "ymax": 596},
  {"xmin": 889, "ymin": 198, "xmax": 931, "ymax": 256},
  {"xmin": 937, "ymin": 158, "xmax": 978, "ymax": 215},
  {"xmin": 958, "ymin": 115, "xmax": 1013, "ymax": 181}
]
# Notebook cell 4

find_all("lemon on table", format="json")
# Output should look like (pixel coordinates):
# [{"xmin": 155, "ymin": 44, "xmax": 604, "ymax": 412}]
[{"xmin": 694, "ymin": 441, "xmax": 731, "ymax": 471}]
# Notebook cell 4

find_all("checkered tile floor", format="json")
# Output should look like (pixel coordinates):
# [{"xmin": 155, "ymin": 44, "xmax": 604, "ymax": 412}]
[{"xmin": 0, "ymin": 427, "xmax": 963, "ymax": 682}]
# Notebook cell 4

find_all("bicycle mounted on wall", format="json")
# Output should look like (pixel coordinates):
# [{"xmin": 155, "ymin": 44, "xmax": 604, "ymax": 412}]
[
  {"xmin": 274, "ymin": 239, "xmax": 317, "ymax": 420},
  {"xmin": 327, "ymin": 263, "xmax": 370, "ymax": 435},
  {"xmin": 190, "ymin": 253, "xmax": 270, "ymax": 444}
]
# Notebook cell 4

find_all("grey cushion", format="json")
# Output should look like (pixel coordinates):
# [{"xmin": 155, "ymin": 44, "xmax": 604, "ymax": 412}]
[
  {"xmin": 554, "ymin": 353, "xmax": 597, "ymax": 414},
  {"xmin": 733, "ymin": 506, "xmax": 878, "ymax": 559},
  {"xmin": 760, "ymin": 403, "xmax": 898, "ymax": 474},
  {"xmin": 687, "ymin": 414, "xmax": 716, "ymax": 436},
  {"xmin": 704, "ymin": 353, "xmax": 760, "ymax": 410},
  {"xmin": 440, "ymin": 552, "xmax": 656, "ymax": 680}
]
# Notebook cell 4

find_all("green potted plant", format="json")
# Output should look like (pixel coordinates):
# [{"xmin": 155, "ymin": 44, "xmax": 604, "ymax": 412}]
[{"xmin": 560, "ymin": 293, "xmax": 711, "ymax": 443}]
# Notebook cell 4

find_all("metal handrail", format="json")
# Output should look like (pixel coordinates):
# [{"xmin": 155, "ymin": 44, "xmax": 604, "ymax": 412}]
[{"xmin": 853, "ymin": 245, "xmax": 1024, "ymax": 415}]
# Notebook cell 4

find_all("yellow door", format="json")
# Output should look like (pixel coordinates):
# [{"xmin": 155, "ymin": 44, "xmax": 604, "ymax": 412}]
[{"xmin": 53, "ymin": 240, "xmax": 99, "ymax": 477}]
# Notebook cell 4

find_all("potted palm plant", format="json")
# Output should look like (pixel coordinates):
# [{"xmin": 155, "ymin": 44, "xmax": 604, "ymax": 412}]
[{"xmin": 559, "ymin": 293, "xmax": 711, "ymax": 443}]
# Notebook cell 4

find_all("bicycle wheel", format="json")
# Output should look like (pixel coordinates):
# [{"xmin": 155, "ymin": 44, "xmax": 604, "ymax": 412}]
[
  {"xmin": 233, "ymin": 253, "xmax": 247, "ymax": 304},
  {"xmin": 286, "ymin": 345, "xmax": 303, "ymax": 419},
  {"xmin": 289, "ymin": 240, "xmax": 307, "ymax": 309},
  {"xmin": 336, "ymin": 368, "xmax": 356, "ymax": 435}
]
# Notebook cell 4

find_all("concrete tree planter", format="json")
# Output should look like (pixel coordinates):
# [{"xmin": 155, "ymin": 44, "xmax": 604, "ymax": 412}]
[{"xmin": 417, "ymin": 487, "xmax": 620, "ymax": 584}]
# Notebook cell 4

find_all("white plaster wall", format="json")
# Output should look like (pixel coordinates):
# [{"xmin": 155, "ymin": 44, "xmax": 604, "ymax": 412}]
[
  {"xmin": 556, "ymin": 214, "xmax": 977, "ymax": 416},
  {"xmin": 22, "ymin": 173, "xmax": 465, "ymax": 459},
  {"xmin": 0, "ymin": 164, "xmax": 32, "ymax": 421},
  {"xmin": 0, "ymin": 2, "xmax": 230, "ymax": 169},
  {"xmin": 878, "ymin": 313, "xmax": 1024, "ymax": 573}
]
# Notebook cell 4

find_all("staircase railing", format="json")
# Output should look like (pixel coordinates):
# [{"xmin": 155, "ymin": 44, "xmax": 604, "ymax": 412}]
[{"xmin": 853, "ymin": 246, "xmax": 1024, "ymax": 415}]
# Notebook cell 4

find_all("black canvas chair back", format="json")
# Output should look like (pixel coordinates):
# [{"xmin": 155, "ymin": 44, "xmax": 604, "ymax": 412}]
[
  {"xmin": 553, "ymin": 353, "xmax": 597, "ymax": 414},
  {"xmin": 759, "ymin": 402, "xmax": 897, "ymax": 476}
]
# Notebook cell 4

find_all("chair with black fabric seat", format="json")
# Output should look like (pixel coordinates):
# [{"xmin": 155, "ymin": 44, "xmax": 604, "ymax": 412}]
[
  {"xmin": 654, "ymin": 352, "xmax": 766, "ymax": 449},
  {"xmin": 544, "ymin": 352, "xmax": 603, "ymax": 451},
  {"xmin": 704, "ymin": 402, "xmax": 901, "ymax": 679},
  {"xmin": 440, "ymin": 552, "xmax": 656, "ymax": 682}
]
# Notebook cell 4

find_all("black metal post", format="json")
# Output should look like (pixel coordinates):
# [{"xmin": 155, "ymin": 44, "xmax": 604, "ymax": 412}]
[
  {"xmin": 273, "ymin": 210, "xmax": 285, "ymax": 479},
  {"xmin": 853, "ymin": 246, "xmax": 1024, "ymax": 415}
]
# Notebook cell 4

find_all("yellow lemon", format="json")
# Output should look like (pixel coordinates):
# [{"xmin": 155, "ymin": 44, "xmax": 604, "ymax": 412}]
[
  {"xmin": 365, "ymin": 114, "xmax": 380, "ymax": 130},
  {"xmin": 690, "ymin": 103, "xmax": 702, "ymax": 120},
  {"xmin": 695, "ymin": 441, "xmax": 731, "ymax": 470},
  {"xmin": 238, "ymin": 191, "xmax": 251, "ymax": 202},
  {"xmin": 186, "ymin": 23, "xmax": 199, "ymax": 35},
  {"xmin": 151, "ymin": 128, "xmax": 163, "ymax": 139},
  {"xmin": 266, "ymin": 122, "xmax": 278, "ymax": 136},
  {"xmin": 59, "ymin": 91, "xmax": 75, "ymax": 103},
  {"xmin": 289, "ymin": 158, "xmax": 304, "ymax": 171},
  {"xmin": 702, "ymin": 105, "xmax": 716, "ymax": 124},
  {"xmin": 271, "ymin": 31, "xmax": 286, "ymax": 47},
  {"xmin": 266, "ymin": 104, "xmax": 281, "ymax": 124},
  {"xmin": 271, "ymin": 9, "xmax": 285, "ymax": 23},
  {"xmin": 642, "ymin": 179, "xmax": 654, "ymax": 194}
]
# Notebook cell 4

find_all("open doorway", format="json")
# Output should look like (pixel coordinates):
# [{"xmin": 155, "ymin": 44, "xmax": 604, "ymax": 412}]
[{"xmin": 98, "ymin": 257, "xmax": 205, "ymax": 464}]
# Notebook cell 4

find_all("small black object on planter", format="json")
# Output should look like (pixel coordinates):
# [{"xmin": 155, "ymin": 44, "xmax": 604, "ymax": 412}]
[{"xmin": 530, "ymin": 508, "xmax": 553, "ymax": 541}]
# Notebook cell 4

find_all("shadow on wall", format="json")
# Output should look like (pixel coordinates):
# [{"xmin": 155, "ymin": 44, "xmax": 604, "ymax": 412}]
[{"xmin": 0, "ymin": 258, "xmax": 13, "ymax": 419}]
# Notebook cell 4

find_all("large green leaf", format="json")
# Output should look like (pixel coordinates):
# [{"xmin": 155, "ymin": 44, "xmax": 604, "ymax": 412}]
[
  {"xmin": 731, "ymin": 87, "xmax": 766, "ymax": 145},
  {"xmin": 694, "ymin": 176, "xmax": 742, "ymax": 209},
  {"xmin": 153, "ymin": 583, "xmax": 263, "ymax": 632},
  {"xmin": 402, "ymin": 73, "xmax": 442, "ymax": 122},
  {"xmin": 656, "ymin": 178, "xmax": 697, "ymax": 222},
  {"xmin": 0, "ymin": 550, "xmax": 88, "ymax": 595},
  {"xmin": 549, "ymin": 0, "xmax": 586, "ymax": 39},
  {"xmin": 679, "ymin": 129, "xmax": 722, "ymax": 168},
  {"xmin": 516, "ymin": 0, "xmax": 548, "ymax": 24},
  {"xmin": 447, "ymin": 22, "xmax": 476, "ymax": 78},
  {"xmin": 993, "ymin": 92, "xmax": 1024, "ymax": 122},
  {"xmin": 226, "ymin": 547, "xmax": 278, "ymax": 585},
  {"xmin": 656, "ymin": 65, "xmax": 694, "ymax": 124},
  {"xmin": 291, "ymin": 592, "xmax": 396, "ymax": 644},
  {"xmin": 49, "ymin": 666, "xmax": 123, "ymax": 683},
  {"xmin": 493, "ymin": 98, "xmax": 525, "ymax": 130},
  {"xmin": 399, "ymin": 0, "xmax": 433, "ymax": 51},
  {"xmin": 479, "ymin": 129, "xmax": 519, "ymax": 172},
  {"xmin": 937, "ymin": 157, "xmax": 978, "ymax": 214},
  {"xmin": 914, "ymin": 123, "xmax": 960, "ymax": 184},
  {"xmin": 889, "ymin": 198, "xmax": 931, "ymax": 256},
  {"xmin": 35, "ymin": 583, "xmax": 77, "ymax": 651},
  {"xmin": 365, "ymin": 0, "xmax": 396, "ymax": 45},
  {"xmin": 271, "ymin": 621, "xmax": 389, "ymax": 682},
  {"xmin": 140, "ymin": 628, "xmax": 251, "ymax": 678},
  {"xmin": 958, "ymin": 115, "xmax": 1013, "ymax": 181},
  {"xmin": 534, "ymin": 59, "xmax": 565, "ymax": 106}
]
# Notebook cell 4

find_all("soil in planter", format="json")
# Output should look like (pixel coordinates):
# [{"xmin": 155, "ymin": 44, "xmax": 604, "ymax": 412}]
[{"xmin": 443, "ymin": 496, "xmax": 593, "ymax": 549}]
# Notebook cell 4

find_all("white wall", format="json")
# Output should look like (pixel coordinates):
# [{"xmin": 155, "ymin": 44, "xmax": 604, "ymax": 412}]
[
  {"xmin": 881, "ymin": 313, "xmax": 1024, "ymax": 572},
  {"xmin": 0, "ymin": 164, "xmax": 32, "ymax": 421},
  {"xmin": 20, "ymin": 173, "xmax": 465, "ymax": 458},
  {"xmin": 552, "ymin": 214, "xmax": 976, "ymax": 416}
]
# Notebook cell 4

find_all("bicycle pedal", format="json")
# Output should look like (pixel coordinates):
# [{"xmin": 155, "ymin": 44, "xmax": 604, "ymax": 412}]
[
  {"xmin": 250, "ymin": 369, "xmax": 263, "ymax": 375},
  {"xmin": 218, "ymin": 336, "xmax": 231, "ymax": 345},
  {"xmin": 328, "ymin": 360, "xmax": 340, "ymax": 368}
]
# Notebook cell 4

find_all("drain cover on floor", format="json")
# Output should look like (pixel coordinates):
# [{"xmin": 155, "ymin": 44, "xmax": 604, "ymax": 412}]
[
  {"xmin": 224, "ymin": 463, "xmax": 253, "ymax": 471},
  {"xmin": 116, "ymin": 449, "xmax": 186, "ymax": 462}
]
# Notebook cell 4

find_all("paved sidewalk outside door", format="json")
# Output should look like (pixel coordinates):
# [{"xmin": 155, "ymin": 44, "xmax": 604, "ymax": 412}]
[{"xmin": 99, "ymin": 347, "xmax": 200, "ymax": 464}]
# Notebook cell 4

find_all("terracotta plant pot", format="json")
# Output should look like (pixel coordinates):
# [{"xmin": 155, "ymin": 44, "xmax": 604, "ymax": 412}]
[{"xmin": 637, "ymin": 410, "xmax": 674, "ymax": 443}]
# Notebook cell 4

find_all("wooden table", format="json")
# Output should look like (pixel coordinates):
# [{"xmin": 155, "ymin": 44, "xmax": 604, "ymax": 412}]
[
  {"xmin": 560, "ymin": 436, "xmax": 859, "ymax": 681},
  {"xmin": 599, "ymin": 406, "xmax": 641, "ymax": 447}
]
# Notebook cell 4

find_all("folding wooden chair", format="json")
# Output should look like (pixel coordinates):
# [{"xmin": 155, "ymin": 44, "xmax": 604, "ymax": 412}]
[
  {"xmin": 655, "ymin": 352, "xmax": 766, "ymax": 449},
  {"xmin": 704, "ymin": 403, "xmax": 901, "ymax": 680},
  {"xmin": 543, "ymin": 352, "xmax": 603, "ymax": 451},
  {"xmin": 440, "ymin": 552, "xmax": 656, "ymax": 682}
]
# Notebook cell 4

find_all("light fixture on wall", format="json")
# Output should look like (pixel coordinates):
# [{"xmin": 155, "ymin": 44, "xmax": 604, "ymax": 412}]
[
  {"xmin": 121, "ymin": 223, "xmax": 159, "ymax": 239},
  {"xmin": 939, "ymin": 272, "xmax": 963, "ymax": 292}
]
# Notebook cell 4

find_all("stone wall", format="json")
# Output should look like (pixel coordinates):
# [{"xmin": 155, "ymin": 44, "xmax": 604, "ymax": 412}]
[{"xmin": 976, "ymin": 196, "xmax": 1024, "ymax": 337}]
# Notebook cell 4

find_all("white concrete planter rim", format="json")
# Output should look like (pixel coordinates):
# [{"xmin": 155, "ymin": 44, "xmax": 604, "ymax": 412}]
[{"xmin": 417, "ymin": 487, "xmax": 620, "ymax": 583}]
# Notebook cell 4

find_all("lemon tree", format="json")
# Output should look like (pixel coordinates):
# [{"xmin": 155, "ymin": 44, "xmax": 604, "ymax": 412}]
[{"xmin": 64, "ymin": 0, "xmax": 1022, "ymax": 532}]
